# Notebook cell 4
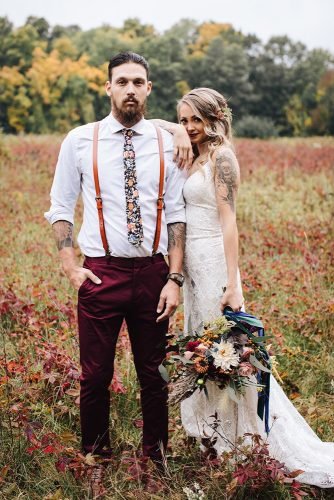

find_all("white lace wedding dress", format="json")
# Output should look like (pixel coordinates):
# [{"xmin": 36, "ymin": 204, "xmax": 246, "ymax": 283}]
[{"xmin": 181, "ymin": 161, "xmax": 334, "ymax": 488}]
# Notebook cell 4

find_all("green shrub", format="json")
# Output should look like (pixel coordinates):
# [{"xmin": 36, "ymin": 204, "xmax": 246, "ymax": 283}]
[{"xmin": 235, "ymin": 115, "xmax": 278, "ymax": 139}]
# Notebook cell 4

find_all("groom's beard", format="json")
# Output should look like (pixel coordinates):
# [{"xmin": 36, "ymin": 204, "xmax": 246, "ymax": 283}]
[{"xmin": 112, "ymin": 97, "xmax": 146, "ymax": 127}]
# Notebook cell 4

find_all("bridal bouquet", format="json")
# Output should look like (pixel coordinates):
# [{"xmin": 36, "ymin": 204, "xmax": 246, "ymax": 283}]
[{"xmin": 162, "ymin": 309, "xmax": 271, "ymax": 427}]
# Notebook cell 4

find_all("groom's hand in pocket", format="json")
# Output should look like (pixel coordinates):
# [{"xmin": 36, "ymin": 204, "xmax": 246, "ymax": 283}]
[{"xmin": 156, "ymin": 281, "xmax": 180, "ymax": 322}]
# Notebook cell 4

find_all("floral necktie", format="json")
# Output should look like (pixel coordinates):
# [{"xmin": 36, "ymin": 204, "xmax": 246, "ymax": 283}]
[{"xmin": 122, "ymin": 128, "xmax": 144, "ymax": 247}]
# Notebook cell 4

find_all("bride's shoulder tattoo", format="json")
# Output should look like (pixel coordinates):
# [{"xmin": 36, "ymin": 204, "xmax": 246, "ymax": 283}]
[
  {"xmin": 52, "ymin": 220, "xmax": 74, "ymax": 250},
  {"xmin": 215, "ymin": 148, "xmax": 239, "ymax": 212}
]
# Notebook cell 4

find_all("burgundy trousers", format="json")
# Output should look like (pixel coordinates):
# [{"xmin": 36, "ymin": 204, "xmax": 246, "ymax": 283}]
[{"xmin": 77, "ymin": 253, "xmax": 169, "ymax": 460}]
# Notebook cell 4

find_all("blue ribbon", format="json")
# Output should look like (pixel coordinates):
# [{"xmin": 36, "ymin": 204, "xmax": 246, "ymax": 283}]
[{"xmin": 223, "ymin": 308, "xmax": 271, "ymax": 434}]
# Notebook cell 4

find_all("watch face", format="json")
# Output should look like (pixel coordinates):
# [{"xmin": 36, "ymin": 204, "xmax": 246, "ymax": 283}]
[{"xmin": 168, "ymin": 273, "xmax": 184, "ymax": 286}]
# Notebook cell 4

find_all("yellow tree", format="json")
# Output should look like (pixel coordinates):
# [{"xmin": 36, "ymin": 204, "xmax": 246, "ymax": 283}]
[
  {"xmin": 0, "ymin": 66, "xmax": 31, "ymax": 132},
  {"xmin": 26, "ymin": 47, "xmax": 106, "ymax": 132},
  {"xmin": 285, "ymin": 94, "xmax": 311, "ymax": 136},
  {"xmin": 311, "ymin": 70, "xmax": 334, "ymax": 135},
  {"xmin": 189, "ymin": 22, "xmax": 233, "ymax": 57},
  {"xmin": 50, "ymin": 36, "xmax": 78, "ymax": 60}
]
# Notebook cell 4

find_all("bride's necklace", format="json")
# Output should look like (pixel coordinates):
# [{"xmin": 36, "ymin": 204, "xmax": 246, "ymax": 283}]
[
  {"xmin": 195, "ymin": 153, "xmax": 208, "ymax": 165},
  {"xmin": 194, "ymin": 152, "xmax": 208, "ymax": 167},
  {"xmin": 188, "ymin": 152, "xmax": 209, "ymax": 177}
]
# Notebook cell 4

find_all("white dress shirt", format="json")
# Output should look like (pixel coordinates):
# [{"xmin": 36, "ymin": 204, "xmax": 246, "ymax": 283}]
[{"xmin": 44, "ymin": 114, "xmax": 186, "ymax": 257}]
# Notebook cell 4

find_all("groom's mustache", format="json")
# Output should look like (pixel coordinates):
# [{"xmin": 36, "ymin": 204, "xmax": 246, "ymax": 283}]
[{"xmin": 123, "ymin": 97, "xmax": 139, "ymax": 104}]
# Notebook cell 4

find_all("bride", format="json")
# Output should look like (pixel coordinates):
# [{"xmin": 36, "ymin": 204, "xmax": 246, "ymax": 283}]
[{"xmin": 154, "ymin": 87, "xmax": 334, "ymax": 488}]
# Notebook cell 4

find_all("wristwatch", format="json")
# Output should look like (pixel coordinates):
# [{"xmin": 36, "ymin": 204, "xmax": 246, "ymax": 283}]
[{"xmin": 167, "ymin": 272, "xmax": 185, "ymax": 287}]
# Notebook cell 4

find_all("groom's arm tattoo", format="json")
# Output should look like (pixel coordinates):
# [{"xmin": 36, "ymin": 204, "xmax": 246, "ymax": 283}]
[
  {"xmin": 150, "ymin": 119, "xmax": 177, "ymax": 135},
  {"xmin": 167, "ymin": 222, "xmax": 186, "ymax": 251},
  {"xmin": 52, "ymin": 220, "xmax": 74, "ymax": 250},
  {"xmin": 215, "ymin": 149, "xmax": 239, "ymax": 212}
]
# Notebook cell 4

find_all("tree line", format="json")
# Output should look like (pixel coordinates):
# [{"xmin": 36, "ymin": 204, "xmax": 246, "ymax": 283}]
[{"xmin": 0, "ymin": 15, "xmax": 333, "ymax": 136}]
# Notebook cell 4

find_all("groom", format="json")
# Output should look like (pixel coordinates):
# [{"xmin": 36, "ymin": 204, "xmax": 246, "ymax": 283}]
[{"xmin": 45, "ymin": 51, "xmax": 186, "ymax": 464}]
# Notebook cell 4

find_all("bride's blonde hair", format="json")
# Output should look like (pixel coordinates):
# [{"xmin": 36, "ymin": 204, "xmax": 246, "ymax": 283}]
[{"xmin": 177, "ymin": 87, "xmax": 233, "ymax": 160}]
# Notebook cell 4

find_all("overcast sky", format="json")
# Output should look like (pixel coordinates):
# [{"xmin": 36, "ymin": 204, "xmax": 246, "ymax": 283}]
[{"xmin": 1, "ymin": 0, "xmax": 334, "ymax": 53}]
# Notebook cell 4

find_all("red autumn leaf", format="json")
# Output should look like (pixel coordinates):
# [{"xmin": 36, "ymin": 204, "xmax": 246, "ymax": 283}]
[
  {"xmin": 43, "ymin": 445, "xmax": 56, "ymax": 454},
  {"xmin": 288, "ymin": 469, "xmax": 305, "ymax": 478},
  {"xmin": 133, "ymin": 419, "xmax": 144, "ymax": 428},
  {"xmin": 123, "ymin": 456, "xmax": 149, "ymax": 482},
  {"xmin": 55, "ymin": 458, "xmax": 67, "ymax": 473},
  {"xmin": 0, "ymin": 466, "xmax": 9, "ymax": 483},
  {"xmin": 144, "ymin": 476, "xmax": 165, "ymax": 494},
  {"xmin": 292, "ymin": 492, "xmax": 309, "ymax": 500},
  {"xmin": 233, "ymin": 464, "xmax": 258, "ymax": 485},
  {"xmin": 27, "ymin": 446, "xmax": 39, "ymax": 454},
  {"xmin": 110, "ymin": 368, "xmax": 127, "ymax": 394}
]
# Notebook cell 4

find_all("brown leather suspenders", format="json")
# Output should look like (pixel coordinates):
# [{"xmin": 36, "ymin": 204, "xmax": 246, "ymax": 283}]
[
  {"xmin": 92, "ymin": 122, "xmax": 110, "ymax": 254},
  {"xmin": 152, "ymin": 125, "xmax": 165, "ymax": 255},
  {"xmin": 92, "ymin": 122, "xmax": 165, "ymax": 256}
]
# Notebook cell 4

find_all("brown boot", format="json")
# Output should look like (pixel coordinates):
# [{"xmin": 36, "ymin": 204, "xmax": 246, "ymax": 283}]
[{"xmin": 87, "ymin": 465, "xmax": 107, "ymax": 499}]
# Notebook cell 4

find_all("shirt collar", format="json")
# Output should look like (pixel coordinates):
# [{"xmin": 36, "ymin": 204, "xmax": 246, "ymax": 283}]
[{"xmin": 106, "ymin": 113, "xmax": 146, "ymax": 135}]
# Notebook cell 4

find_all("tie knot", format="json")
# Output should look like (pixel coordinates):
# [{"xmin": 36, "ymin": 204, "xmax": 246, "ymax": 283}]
[{"xmin": 122, "ymin": 128, "xmax": 134, "ymax": 138}]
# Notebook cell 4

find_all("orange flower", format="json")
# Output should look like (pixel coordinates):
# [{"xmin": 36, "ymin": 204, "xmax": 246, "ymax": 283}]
[{"xmin": 194, "ymin": 356, "xmax": 209, "ymax": 374}]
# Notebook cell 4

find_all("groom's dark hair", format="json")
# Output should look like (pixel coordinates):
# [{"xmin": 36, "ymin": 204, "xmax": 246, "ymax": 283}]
[{"xmin": 108, "ymin": 52, "xmax": 150, "ymax": 81}]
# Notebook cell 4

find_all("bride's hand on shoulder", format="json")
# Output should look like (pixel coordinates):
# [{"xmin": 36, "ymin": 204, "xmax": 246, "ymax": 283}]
[
  {"xmin": 221, "ymin": 286, "xmax": 244, "ymax": 312},
  {"xmin": 172, "ymin": 124, "xmax": 193, "ymax": 169},
  {"xmin": 150, "ymin": 119, "xmax": 193, "ymax": 169}
]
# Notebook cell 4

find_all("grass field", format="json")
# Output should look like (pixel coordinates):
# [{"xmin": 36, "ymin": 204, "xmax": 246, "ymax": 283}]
[{"xmin": 0, "ymin": 134, "xmax": 333, "ymax": 499}]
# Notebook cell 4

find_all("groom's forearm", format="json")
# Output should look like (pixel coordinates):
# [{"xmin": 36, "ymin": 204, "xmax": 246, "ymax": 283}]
[
  {"xmin": 167, "ymin": 222, "xmax": 186, "ymax": 273},
  {"xmin": 150, "ymin": 119, "xmax": 180, "ymax": 135}
]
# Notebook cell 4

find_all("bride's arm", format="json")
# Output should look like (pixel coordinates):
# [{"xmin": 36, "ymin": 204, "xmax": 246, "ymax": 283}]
[
  {"xmin": 150, "ymin": 119, "xmax": 193, "ymax": 169},
  {"xmin": 213, "ymin": 147, "xmax": 244, "ymax": 312}
]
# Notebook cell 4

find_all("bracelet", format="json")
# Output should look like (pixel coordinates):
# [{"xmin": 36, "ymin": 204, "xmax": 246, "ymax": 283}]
[{"xmin": 167, "ymin": 272, "xmax": 184, "ymax": 287}]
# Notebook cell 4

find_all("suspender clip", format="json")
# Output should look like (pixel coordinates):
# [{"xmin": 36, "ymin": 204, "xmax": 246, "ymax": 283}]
[
  {"xmin": 157, "ymin": 196, "xmax": 165, "ymax": 210},
  {"xmin": 95, "ymin": 196, "xmax": 103, "ymax": 209}
]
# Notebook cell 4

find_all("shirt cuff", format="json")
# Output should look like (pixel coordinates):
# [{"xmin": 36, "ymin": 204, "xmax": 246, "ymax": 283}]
[
  {"xmin": 165, "ymin": 209, "xmax": 186, "ymax": 225},
  {"xmin": 44, "ymin": 209, "xmax": 74, "ymax": 225}
]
